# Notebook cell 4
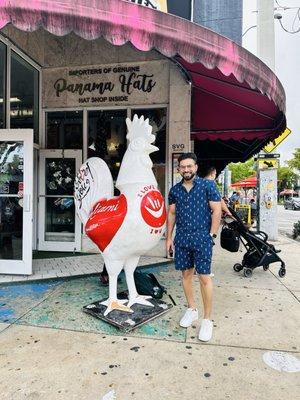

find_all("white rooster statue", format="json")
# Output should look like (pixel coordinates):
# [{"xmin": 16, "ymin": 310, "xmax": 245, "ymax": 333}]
[{"xmin": 74, "ymin": 115, "xmax": 166, "ymax": 316}]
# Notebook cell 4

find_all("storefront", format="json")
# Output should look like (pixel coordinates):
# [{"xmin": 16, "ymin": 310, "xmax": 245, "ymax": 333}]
[{"xmin": 0, "ymin": 0, "xmax": 286, "ymax": 275}]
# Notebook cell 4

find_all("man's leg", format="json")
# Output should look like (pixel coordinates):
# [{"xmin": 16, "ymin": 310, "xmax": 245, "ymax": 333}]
[
  {"xmin": 198, "ymin": 274, "xmax": 213, "ymax": 319},
  {"xmin": 182, "ymin": 268, "xmax": 196, "ymax": 308},
  {"xmin": 176, "ymin": 247, "xmax": 198, "ymax": 327}
]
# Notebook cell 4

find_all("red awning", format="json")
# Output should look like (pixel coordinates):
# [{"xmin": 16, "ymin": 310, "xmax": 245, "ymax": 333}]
[
  {"xmin": 0, "ymin": 0, "xmax": 287, "ymax": 162},
  {"xmin": 279, "ymin": 189, "xmax": 297, "ymax": 196},
  {"xmin": 231, "ymin": 176, "xmax": 257, "ymax": 188}
]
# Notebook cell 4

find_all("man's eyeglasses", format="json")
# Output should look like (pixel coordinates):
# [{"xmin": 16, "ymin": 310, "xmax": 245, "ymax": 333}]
[{"xmin": 178, "ymin": 164, "xmax": 195, "ymax": 170}]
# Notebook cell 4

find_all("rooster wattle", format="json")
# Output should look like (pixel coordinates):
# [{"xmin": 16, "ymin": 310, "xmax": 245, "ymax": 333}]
[{"xmin": 74, "ymin": 115, "xmax": 166, "ymax": 316}]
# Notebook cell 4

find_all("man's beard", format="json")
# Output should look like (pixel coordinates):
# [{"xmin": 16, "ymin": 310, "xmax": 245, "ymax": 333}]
[{"xmin": 182, "ymin": 172, "xmax": 196, "ymax": 181}]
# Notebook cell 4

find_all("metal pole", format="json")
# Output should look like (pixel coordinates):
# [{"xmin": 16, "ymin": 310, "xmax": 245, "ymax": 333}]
[{"xmin": 223, "ymin": 165, "xmax": 229, "ymax": 198}]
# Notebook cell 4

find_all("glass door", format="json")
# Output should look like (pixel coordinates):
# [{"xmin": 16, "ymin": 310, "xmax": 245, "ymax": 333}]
[
  {"xmin": 38, "ymin": 149, "xmax": 82, "ymax": 252},
  {"xmin": 0, "ymin": 130, "xmax": 33, "ymax": 275}
]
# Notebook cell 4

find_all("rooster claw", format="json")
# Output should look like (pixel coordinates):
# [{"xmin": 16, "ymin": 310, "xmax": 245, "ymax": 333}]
[
  {"xmin": 101, "ymin": 299, "xmax": 134, "ymax": 316},
  {"xmin": 127, "ymin": 295, "xmax": 154, "ymax": 308}
]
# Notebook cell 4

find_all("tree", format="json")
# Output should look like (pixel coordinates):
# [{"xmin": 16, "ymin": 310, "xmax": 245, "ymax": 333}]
[
  {"xmin": 277, "ymin": 166, "xmax": 298, "ymax": 192},
  {"xmin": 287, "ymin": 148, "xmax": 300, "ymax": 171},
  {"xmin": 228, "ymin": 158, "xmax": 255, "ymax": 183}
]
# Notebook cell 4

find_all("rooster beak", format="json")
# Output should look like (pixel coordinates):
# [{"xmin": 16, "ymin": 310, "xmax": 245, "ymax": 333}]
[{"xmin": 148, "ymin": 144, "xmax": 159, "ymax": 153}]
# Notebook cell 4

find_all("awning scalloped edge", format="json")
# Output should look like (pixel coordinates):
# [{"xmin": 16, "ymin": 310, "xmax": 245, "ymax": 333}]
[{"xmin": 0, "ymin": 0, "xmax": 286, "ymax": 113}]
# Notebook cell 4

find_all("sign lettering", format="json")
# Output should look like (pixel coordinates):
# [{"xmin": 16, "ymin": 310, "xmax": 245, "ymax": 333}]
[{"xmin": 44, "ymin": 61, "xmax": 168, "ymax": 107}]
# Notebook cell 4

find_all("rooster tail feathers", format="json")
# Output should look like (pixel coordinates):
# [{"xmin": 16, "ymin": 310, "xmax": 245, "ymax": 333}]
[{"xmin": 74, "ymin": 157, "xmax": 114, "ymax": 226}]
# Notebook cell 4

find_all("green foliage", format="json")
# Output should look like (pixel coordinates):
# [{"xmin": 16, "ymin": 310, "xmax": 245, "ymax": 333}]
[
  {"xmin": 277, "ymin": 166, "xmax": 298, "ymax": 191},
  {"xmin": 292, "ymin": 221, "xmax": 300, "ymax": 239},
  {"xmin": 228, "ymin": 158, "xmax": 255, "ymax": 183},
  {"xmin": 216, "ymin": 182, "xmax": 222, "ymax": 193},
  {"xmin": 287, "ymin": 148, "xmax": 300, "ymax": 171}
]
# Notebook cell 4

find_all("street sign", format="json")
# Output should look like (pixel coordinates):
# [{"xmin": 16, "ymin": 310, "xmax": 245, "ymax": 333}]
[
  {"xmin": 256, "ymin": 153, "xmax": 280, "ymax": 159},
  {"xmin": 258, "ymin": 159, "xmax": 279, "ymax": 169},
  {"xmin": 263, "ymin": 128, "xmax": 292, "ymax": 153},
  {"xmin": 128, "ymin": 0, "xmax": 168, "ymax": 12}
]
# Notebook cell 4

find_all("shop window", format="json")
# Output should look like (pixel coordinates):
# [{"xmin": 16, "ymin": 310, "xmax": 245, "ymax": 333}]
[
  {"xmin": 10, "ymin": 51, "xmax": 39, "ymax": 142},
  {"xmin": 131, "ymin": 108, "xmax": 167, "ymax": 195},
  {"xmin": 46, "ymin": 111, "xmax": 83, "ymax": 149},
  {"xmin": 87, "ymin": 110, "xmax": 127, "ymax": 182},
  {"xmin": 0, "ymin": 42, "xmax": 5, "ymax": 129}
]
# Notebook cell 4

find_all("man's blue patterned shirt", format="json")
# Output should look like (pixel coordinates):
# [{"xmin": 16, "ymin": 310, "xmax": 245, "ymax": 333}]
[{"xmin": 168, "ymin": 176, "xmax": 221, "ymax": 247}]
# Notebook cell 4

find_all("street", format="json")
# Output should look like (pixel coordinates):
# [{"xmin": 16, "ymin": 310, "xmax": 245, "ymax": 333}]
[{"xmin": 278, "ymin": 204, "xmax": 300, "ymax": 237}]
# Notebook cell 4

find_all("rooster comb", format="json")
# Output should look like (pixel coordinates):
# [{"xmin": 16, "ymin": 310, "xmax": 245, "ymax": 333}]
[{"xmin": 126, "ymin": 114, "xmax": 155, "ymax": 144}]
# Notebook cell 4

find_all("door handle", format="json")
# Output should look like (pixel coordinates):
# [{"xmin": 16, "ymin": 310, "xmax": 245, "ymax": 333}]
[{"xmin": 23, "ymin": 194, "xmax": 31, "ymax": 212}]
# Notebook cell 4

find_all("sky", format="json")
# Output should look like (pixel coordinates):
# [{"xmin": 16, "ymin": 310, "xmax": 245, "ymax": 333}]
[{"xmin": 243, "ymin": 0, "xmax": 300, "ymax": 165}]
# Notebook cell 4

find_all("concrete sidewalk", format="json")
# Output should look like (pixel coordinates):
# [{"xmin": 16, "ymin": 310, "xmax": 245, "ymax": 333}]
[{"xmin": 0, "ymin": 234, "xmax": 299, "ymax": 400}]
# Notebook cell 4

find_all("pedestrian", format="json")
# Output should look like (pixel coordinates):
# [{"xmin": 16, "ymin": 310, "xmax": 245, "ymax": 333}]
[
  {"xmin": 250, "ymin": 198, "xmax": 257, "ymax": 224},
  {"xmin": 229, "ymin": 191, "xmax": 240, "ymax": 208},
  {"xmin": 199, "ymin": 165, "xmax": 232, "ymax": 217},
  {"xmin": 166, "ymin": 153, "xmax": 221, "ymax": 342},
  {"xmin": 199, "ymin": 165, "xmax": 232, "ymax": 277}
]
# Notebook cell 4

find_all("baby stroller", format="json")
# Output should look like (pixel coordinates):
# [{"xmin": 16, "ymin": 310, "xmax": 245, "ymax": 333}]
[{"xmin": 221, "ymin": 207, "xmax": 286, "ymax": 278}]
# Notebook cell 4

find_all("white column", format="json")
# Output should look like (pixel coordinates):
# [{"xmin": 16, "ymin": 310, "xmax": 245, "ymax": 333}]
[{"xmin": 257, "ymin": 0, "xmax": 275, "ymax": 71}]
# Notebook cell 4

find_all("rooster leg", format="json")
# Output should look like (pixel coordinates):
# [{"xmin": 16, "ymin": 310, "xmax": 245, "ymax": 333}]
[
  {"xmin": 100, "ymin": 259, "xmax": 133, "ymax": 316},
  {"xmin": 124, "ymin": 256, "xmax": 154, "ymax": 308}
]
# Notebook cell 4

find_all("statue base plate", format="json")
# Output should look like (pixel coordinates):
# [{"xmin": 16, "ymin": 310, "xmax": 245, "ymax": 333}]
[{"xmin": 83, "ymin": 291, "xmax": 173, "ymax": 332}]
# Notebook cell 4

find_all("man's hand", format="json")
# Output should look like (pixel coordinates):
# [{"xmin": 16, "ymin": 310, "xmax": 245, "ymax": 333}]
[
  {"xmin": 223, "ymin": 210, "xmax": 233, "ymax": 217},
  {"xmin": 166, "ymin": 238, "xmax": 174, "ymax": 257},
  {"xmin": 167, "ymin": 203, "xmax": 176, "ymax": 258}
]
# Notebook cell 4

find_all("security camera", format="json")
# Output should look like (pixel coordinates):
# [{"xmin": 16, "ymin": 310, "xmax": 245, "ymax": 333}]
[{"xmin": 274, "ymin": 13, "xmax": 282, "ymax": 19}]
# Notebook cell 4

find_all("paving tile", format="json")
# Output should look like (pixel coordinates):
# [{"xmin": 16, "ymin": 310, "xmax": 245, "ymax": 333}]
[
  {"xmin": 211, "ymin": 253, "xmax": 287, "ymax": 291},
  {"xmin": 17, "ymin": 270, "xmax": 185, "ymax": 342},
  {"xmin": 0, "ymin": 255, "xmax": 169, "ymax": 284},
  {"xmin": 0, "ymin": 281, "xmax": 63, "ymax": 323},
  {"xmin": 0, "ymin": 325, "xmax": 299, "ymax": 400},
  {"xmin": 186, "ymin": 284, "xmax": 300, "ymax": 351},
  {"xmin": 0, "ymin": 322, "xmax": 10, "ymax": 332}
]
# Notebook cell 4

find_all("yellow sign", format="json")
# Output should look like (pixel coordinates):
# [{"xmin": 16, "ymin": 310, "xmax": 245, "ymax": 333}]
[
  {"xmin": 128, "ymin": 0, "xmax": 168, "ymax": 12},
  {"xmin": 263, "ymin": 128, "xmax": 292, "ymax": 153},
  {"xmin": 258, "ymin": 159, "xmax": 279, "ymax": 169}
]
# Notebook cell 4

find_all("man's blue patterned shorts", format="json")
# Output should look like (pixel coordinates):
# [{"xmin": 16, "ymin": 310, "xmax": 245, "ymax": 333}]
[{"xmin": 174, "ymin": 237, "xmax": 213, "ymax": 275}]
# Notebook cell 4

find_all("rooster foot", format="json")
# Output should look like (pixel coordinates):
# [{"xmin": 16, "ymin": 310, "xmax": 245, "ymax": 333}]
[
  {"xmin": 101, "ymin": 299, "xmax": 133, "ymax": 316},
  {"xmin": 127, "ymin": 295, "xmax": 154, "ymax": 308}
]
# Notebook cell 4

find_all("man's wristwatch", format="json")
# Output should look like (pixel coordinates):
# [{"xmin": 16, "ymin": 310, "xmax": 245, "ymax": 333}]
[{"xmin": 210, "ymin": 233, "xmax": 217, "ymax": 239}]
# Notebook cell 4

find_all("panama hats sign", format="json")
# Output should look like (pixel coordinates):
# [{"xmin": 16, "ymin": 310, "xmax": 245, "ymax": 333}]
[{"xmin": 128, "ymin": 0, "xmax": 168, "ymax": 12}]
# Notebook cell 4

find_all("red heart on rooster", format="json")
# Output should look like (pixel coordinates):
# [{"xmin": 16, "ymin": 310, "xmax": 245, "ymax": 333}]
[
  {"xmin": 141, "ymin": 190, "xmax": 166, "ymax": 228},
  {"xmin": 85, "ymin": 194, "xmax": 127, "ymax": 252}
]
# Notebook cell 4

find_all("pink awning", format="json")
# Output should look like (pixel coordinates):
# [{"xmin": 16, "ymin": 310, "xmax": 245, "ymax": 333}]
[{"xmin": 0, "ymin": 0, "xmax": 287, "ymax": 162}]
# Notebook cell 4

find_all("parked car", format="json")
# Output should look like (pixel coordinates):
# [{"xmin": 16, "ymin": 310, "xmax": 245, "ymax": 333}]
[{"xmin": 284, "ymin": 197, "xmax": 300, "ymax": 210}]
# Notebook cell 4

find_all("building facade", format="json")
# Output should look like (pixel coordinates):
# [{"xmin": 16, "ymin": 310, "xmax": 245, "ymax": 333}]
[
  {"xmin": 193, "ymin": 0, "xmax": 243, "ymax": 44},
  {"xmin": 0, "ymin": 0, "xmax": 286, "ymax": 275},
  {"xmin": 0, "ymin": 26, "xmax": 191, "ymax": 266}
]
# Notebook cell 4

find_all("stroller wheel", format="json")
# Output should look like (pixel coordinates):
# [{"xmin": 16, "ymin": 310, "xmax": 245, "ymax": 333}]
[
  {"xmin": 233, "ymin": 263, "xmax": 243, "ymax": 272},
  {"xmin": 263, "ymin": 265, "xmax": 269, "ymax": 271},
  {"xmin": 278, "ymin": 268, "xmax": 286, "ymax": 278},
  {"xmin": 243, "ymin": 268, "xmax": 253, "ymax": 278}
]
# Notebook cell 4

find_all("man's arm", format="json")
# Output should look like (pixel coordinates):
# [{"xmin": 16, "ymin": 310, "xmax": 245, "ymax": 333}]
[
  {"xmin": 209, "ymin": 201, "xmax": 222, "ymax": 235},
  {"xmin": 166, "ymin": 203, "xmax": 176, "ymax": 253},
  {"xmin": 221, "ymin": 198, "xmax": 232, "ymax": 216}
]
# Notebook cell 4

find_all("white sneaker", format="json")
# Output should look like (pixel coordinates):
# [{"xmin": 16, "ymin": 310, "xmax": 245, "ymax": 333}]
[
  {"xmin": 179, "ymin": 308, "xmax": 198, "ymax": 328},
  {"xmin": 198, "ymin": 319, "xmax": 213, "ymax": 342}
]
